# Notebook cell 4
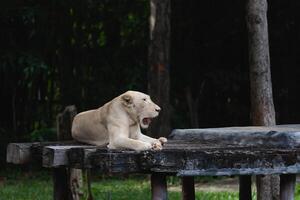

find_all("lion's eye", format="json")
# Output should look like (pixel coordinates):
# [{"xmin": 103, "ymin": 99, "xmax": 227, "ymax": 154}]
[{"xmin": 143, "ymin": 98, "xmax": 147, "ymax": 101}]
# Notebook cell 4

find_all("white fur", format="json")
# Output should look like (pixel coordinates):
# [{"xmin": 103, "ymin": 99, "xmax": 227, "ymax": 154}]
[{"xmin": 71, "ymin": 91, "xmax": 167, "ymax": 151}]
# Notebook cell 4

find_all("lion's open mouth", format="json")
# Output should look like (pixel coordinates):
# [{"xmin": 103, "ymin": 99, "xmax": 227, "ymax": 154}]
[{"xmin": 142, "ymin": 118, "xmax": 152, "ymax": 126}]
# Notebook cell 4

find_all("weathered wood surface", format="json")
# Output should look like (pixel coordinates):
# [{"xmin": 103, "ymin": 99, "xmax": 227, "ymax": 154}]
[
  {"xmin": 8, "ymin": 143, "xmax": 300, "ymax": 176},
  {"xmin": 6, "ymin": 141, "xmax": 79, "ymax": 165},
  {"xmin": 7, "ymin": 125, "xmax": 300, "ymax": 177},
  {"xmin": 170, "ymin": 125, "xmax": 300, "ymax": 148},
  {"xmin": 43, "ymin": 145, "xmax": 93, "ymax": 167},
  {"xmin": 7, "ymin": 143, "xmax": 33, "ymax": 164}
]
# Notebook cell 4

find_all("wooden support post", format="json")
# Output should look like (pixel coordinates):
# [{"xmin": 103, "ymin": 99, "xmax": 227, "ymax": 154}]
[
  {"xmin": 53, "ymin": 168, "xmax": 72, "ymax": 200},
  {"xmin": 280, "ymin": 174, "xmax": 296, "ymax": 200},
  {"xmin": 81, "ymin": 170, "xmax": 93, "ymax": 200},
  {"xmin": 55, "ymin": 105, "xmax": 93, "ymax": 200},
  {"xmin": 239, "ymin": 175, "xmax": 252, "ymax": 200},
  {"xmin": 182, "ymin": 176, "xmax": 195, "ymax": 200},
  {"xmin": 151, "ymin": 173, "xmax": 167, "ymax": 200}
]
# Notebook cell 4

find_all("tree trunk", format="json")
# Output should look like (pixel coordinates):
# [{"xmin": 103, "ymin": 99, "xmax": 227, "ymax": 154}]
[
  {"xmin": 57, "ymin": 105, "xmax": 78, "ymax": 141},
  {"xmin": 246, "ymin": 0, "xmax": 278, "ymax": 200},
  {"xmin": 148, "ymin": 0, "xmax": 171, "ymax": 138},
  {"xmin": 56, "ymin": 105, "xmax": 93, "ymax": 200},
  {"xmin": 246, "ymin": 0, "xmax": 275, "ymax": 127},
  {"xmin": 185, "ymin": 87, "xmax": 199, "ymax": 128}
]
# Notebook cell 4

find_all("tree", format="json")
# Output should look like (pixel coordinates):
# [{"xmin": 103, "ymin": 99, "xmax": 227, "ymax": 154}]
[
  {"xmin": 148, "ymin": 0, "xmax": 171, "ymax": 138},
  {"xmin": 246, "ymin": 0, "xmax": 278, "ymax": 199},
  {"xmin": 148, "ymin": 1, "xmax": 170, "ymax": 199}
]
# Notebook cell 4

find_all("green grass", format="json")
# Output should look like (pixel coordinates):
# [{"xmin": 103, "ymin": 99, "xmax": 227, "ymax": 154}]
[
  {"xmin": 0, "ymin": 170, "xmax": 239, "ymax": 200},
  {"xmin": 90, "ymin": 177, "xmax": 239, "ymax": 200},
  {"xmin": 0, "ymin": 170, "xmax": 299, "ymax": 200},
  {"xmin": 0, "ymin": 177, "xmax": 239, "ymax": 200}
]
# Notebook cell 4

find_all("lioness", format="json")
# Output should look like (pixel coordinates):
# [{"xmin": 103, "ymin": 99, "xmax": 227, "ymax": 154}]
[{"xmin": 72, "ymin": 91, "xmax": 167, "ymax": 151}]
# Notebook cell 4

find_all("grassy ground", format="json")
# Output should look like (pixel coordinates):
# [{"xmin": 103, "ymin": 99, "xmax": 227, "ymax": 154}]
[
  {"xmin": 0, "ymin": 169, "xmax": 240, "ymax": 200},
  {"xmin": 0, "ymin": 169, "xmax": 299, "ymax": 200}
]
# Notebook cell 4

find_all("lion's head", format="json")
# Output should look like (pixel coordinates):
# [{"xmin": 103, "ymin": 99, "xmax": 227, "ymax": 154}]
[{"xmin": 121, "ymin": 91, "xmax": 161, "ymax": 129}]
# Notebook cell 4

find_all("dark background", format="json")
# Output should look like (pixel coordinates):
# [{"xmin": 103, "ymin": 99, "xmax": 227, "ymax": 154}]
[{"xmin": 1, "ymin": 0, "xmax": 300, "ymax": 165}]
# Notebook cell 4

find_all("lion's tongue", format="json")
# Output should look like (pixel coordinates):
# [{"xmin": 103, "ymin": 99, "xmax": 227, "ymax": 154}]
[{"xmin": 143, "ymin": 118, "xmax": 152, "ymax": 125}]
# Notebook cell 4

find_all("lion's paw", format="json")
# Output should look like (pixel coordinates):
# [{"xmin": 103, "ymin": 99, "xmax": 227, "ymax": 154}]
[
  {"xmin": 158, "ymin": 137, "xmax": 168, "ymax": 145},
  {"xmin": 151, "ymin": 141, "xmax": 162, "ymax": 151}
]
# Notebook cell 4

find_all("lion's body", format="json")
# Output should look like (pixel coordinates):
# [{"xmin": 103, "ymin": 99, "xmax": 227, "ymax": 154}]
[{"xmin": 72, "ymin": 91, "xmax": 167, "ymax": 151}]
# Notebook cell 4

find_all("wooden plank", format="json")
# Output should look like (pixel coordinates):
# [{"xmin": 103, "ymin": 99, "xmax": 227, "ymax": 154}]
[
  {"xmin": 43, "ymin": 145, "xmax": 93, "ymax": 167},
  {"xmin": 7, "ymin": 141, "xmax": 300, "ymax": 177},
  {"xmin": 280, "ymin": 174, "xmax": 296, "ymax": 200},
  {"xmin": 182, "ymin": 176, "xmax": 195, "ymax": 200},
  {"xmin": 58, "ymin": 143, "xmax": 300, "ymax": 176},
  {"xmin": 170, "ymin": 125, "xmax": 300, "ymax": 148},
  {"xmin": 68, "ymin": 148, "xmax": 104, "ymax": 169},
  {"xmin": 177, "ymin": 167, "xmax": 300, "ymax": 177},
  {"xmin": 151, "ymin": 173, "xmax": 167, "ymax": 200},
  {"xmin": 68, "ymin": 147, "xmax": 144, "ymax": 174},
  {"xmin": 83, "ymin": 149, "xmax": 142, "ymax": 173},
  {"xmin": 6, "ymin": 143, "xmax": 33, "ymax": 164},
  {"xmin": 6, "ymin": 124, "xmax": 300, "ymax": 177},
  {"xmin": 6, "ymin": 141, "xmax": 77, "ymax": 165},
  {"xmin": 145, "ymin": 148, "xmax": 300, "ymax": 176},
  {"xmin": 6, "ymin": 142, "xmax": 62, "ymax": 165}
]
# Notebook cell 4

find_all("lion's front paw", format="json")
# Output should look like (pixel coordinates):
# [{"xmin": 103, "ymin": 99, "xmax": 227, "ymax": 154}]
[
  {"xmin": 151, "ymin": 141, "xmax": 162, "ymax": 151},
  {"xmin": 143, "ymin": 143, "xmax": 152, "ymax": 150},
  {"xmin": 158, "ymin": 137, "xmax": 168, "ymax": 145}
]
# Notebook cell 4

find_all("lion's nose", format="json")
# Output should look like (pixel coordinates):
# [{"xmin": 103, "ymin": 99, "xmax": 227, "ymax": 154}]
[{"xmin": 155, "ymin": 106, "xmax": 161, "ymax": 112}]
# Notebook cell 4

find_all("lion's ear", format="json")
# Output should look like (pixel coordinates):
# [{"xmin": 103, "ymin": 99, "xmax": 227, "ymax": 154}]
[{"xmin": 121, "ymin": 94, "xmax": 133, "ymax": 107}]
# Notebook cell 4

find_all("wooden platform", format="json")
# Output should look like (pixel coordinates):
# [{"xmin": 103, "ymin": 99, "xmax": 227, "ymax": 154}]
[{"xmin": 6, "ymin": 124, "xmax": 300, "ymax": 200}]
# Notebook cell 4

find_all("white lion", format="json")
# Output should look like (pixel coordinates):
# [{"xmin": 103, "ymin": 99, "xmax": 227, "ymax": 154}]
[{"xmin": 71, "ymin": 91, "xmax": 167, "ymax": 151}]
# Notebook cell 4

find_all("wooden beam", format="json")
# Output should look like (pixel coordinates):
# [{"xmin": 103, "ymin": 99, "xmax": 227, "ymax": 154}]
[
  {"xmin": 53, "ymin": 167, "xmax": 72, "ymax": 200},
  {"xmin": 182, "ymin": 176, "xmax": 195, "ymax": 200},
  {"xmin": 280, "ymin": 174, "xmax": 296, "ymax": 200},
  {"xmin": 170, "ymin": 125, "xmax": 300, "ymax": 148},
  {"xmin": 6, "ymin": 141, "xmax": 76, "ymax": 165},
  {"xmin": 151, "ymin": 173, "xmax": 167, "ymax": 200},
  {"xmin": 239, "ymin": 175, "xmax": 252, "ymax": 200},
  {"xmin": 6, "ymin": 143, "xmax": 32, "ymax": 164},
  {"xmin": 43, "ymin": 145, "xmax": 92, "ymax": 167}
]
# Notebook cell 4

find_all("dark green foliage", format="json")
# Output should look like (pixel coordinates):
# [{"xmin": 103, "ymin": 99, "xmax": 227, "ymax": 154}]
[
  {"xmin": 29, "ymin": 128, "xmax": 56, "ymax": 142},
  {"xmin": 0, "ymin": 0, "xmax": 149, "ymax": 140}
]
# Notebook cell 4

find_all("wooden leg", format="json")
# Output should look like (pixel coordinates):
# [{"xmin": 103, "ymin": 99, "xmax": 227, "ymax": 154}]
[
  {"xmin": 53, "ymin": 167, "xmax": 72, "ymax": 200},
  {"xmin": 256, "ymin": 175, "xmax": 272, "ymax": 200},
  {"xmin": 182, "ymin": 176, "xmax": 195, "ymax": 200},
  {"xmin": 82, "ymin": 169, "xmax": 93, "ymax": 200},
  {"xmin": 70, "ymin": 169, "xmax": 94, "ymax": 200},
  {"xmin": 151, "ymin": 173, "xmax": 167, "ymax": 200},
  {"xmin": 239, "ymin": 175, "xmax": 252, "ymax": 200},
  {"xmin": 70, "ymin": 168, "xmax": 82, "ymax": 200},
  {"xmin": 280, "ymin": 174, "xmax": 296, "ymax": 200}
]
